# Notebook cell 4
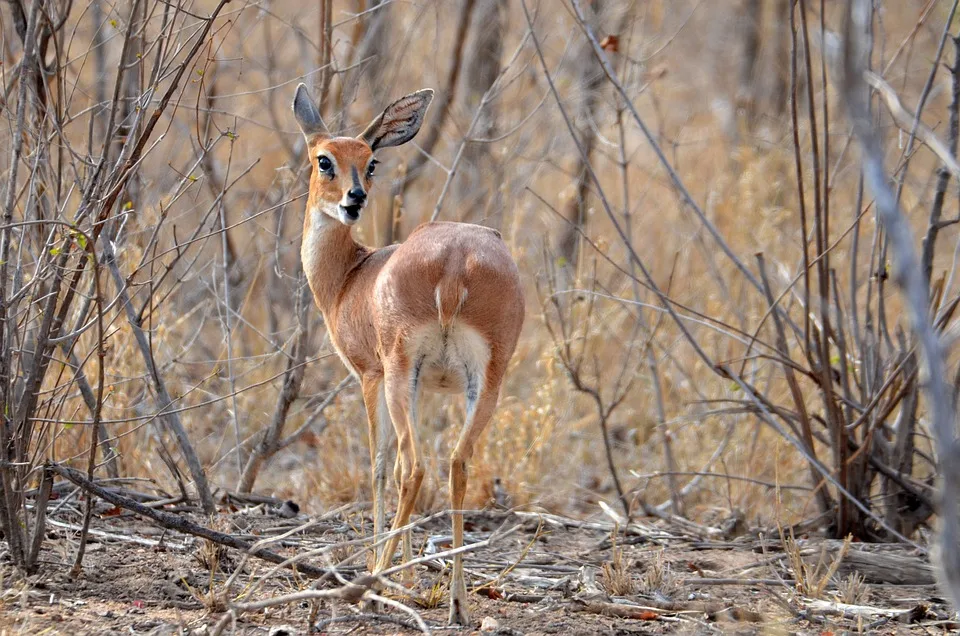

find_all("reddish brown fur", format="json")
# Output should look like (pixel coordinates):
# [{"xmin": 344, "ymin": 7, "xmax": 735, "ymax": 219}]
[
  {"xmin": 297, "ymin": 90, "xmax": 524, "ymax": 626},
  {"xmin": 310, "ymin": 136, "xmax": 373, "ymax": 210},
  {"xmin": 301, "ymin": 135, "xmax": 523, "ymax": 388}
]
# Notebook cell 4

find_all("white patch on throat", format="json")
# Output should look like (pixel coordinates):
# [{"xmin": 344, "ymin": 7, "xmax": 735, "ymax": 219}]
[
  {"xmin": 300, "ymin": 204, "xmax": 337, "ymax": 281},
  {"xmin": 301, "ymin": 205, "xmax": 362, "ymax": 380}
]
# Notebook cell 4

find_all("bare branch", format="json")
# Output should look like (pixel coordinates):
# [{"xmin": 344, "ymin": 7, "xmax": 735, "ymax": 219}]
[{"xmin": 841, "ymin": 0, "xmax": 960, "ymax": 610}]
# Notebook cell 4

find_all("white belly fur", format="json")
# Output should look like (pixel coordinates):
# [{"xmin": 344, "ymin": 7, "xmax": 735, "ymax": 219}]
[{"xmin": 407, "ymin": 322, "xmax": 489, "ymax": 394}]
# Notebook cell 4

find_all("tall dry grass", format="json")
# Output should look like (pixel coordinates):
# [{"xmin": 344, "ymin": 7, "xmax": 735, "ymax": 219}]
[{"xmin": 0, "ymin": 0, "xmax": 958, "ymax": 564}]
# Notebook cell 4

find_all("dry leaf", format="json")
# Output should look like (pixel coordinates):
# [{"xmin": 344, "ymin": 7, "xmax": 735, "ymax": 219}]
[{"xmin": 600, "ymin": 35, "xmax": 619, "ymax": 53}]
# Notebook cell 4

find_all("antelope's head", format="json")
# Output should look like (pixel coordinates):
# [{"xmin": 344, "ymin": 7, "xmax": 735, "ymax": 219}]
[{"xmin": 293, "ymin": 84, "xmax": 434, "ymax": 226}]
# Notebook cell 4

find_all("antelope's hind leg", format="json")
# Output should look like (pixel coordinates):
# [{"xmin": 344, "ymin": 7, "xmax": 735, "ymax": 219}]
[{"xmin": 448, "ymin": 367, "xmax": 502, "ymax": 626}]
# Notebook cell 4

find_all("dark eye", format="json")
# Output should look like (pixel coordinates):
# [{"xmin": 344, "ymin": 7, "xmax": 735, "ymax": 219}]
[
  {"xmin": 366, "ymin": 159, "xmax": 379, "ymax": 177},
  {"xmin": 317, "ymin": 156, "xmax": 333, "ymax": 173}
]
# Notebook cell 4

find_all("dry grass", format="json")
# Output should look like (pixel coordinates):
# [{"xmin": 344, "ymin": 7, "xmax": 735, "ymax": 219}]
[
  {"xmin": 1, "ymin": 0, "xmax": 955, "ymax": 548},
  {"xmin": 834, "ymin": 571, "xmax": 869, "ymax": 605},
  {"xmin": 782, "ymin": 531, "xmax": 852, "ymax": 599},
  {"xmin": 600, "ymin": 535, "xmax": 635, "ymax": 596},
  {"xmin": 638, "ymin": 550, "xmax": 678, "ymax": 596}
]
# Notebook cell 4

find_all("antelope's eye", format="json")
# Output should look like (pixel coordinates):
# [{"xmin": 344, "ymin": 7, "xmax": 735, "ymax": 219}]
[
  {"xmin": 317, "ymin": 156, "xmax": 333, "ymax": 173},
  {"xmin": 366, "ymin": 159, "xmax": 378, "ymax": 177}
]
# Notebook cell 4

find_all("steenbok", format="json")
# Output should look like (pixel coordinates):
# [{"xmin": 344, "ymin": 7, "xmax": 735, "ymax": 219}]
[{"xmin": 292, "ymin": 84, "xmax": 524, "ymax": 625}]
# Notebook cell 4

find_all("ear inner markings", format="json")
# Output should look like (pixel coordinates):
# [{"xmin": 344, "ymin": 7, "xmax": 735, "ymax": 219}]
[{"xmin": 358, "ymin": 89, "xmax": 434, "ymax": 150}]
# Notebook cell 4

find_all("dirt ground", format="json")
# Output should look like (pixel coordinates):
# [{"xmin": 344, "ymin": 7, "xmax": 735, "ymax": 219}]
[{"xmin": 0, "ymin": 504, "xmax": 953, "ymax": 635}]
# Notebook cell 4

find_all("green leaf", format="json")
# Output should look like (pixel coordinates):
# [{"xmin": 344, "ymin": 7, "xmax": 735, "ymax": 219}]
[{"xmin": 49, "ymin": 247, "xmax": 61, "ymax": 256}]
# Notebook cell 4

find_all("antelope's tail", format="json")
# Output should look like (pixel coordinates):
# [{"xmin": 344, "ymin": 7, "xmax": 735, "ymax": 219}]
[{"xmin": 435, "ymin": 278, "xmax": 467, "ymax": 329}]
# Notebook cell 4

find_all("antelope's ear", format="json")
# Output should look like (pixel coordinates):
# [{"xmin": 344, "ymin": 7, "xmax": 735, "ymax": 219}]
[
  {"xmin": 292, "ymin": 83, "xmax": 328, "ymax": 140},
  {"xmin": 358, "ymin": 89, "xmax": 434, "ymax": 150}
]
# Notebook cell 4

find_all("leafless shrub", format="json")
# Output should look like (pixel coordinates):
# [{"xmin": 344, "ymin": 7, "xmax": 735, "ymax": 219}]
[{"xmin": 521, "ymin": 0, "xmax": 960, "ymax": 552}]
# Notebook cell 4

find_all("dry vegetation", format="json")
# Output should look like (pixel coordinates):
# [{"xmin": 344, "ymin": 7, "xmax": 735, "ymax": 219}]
[{"xmin": 2, "ymin": 0, "xmax": 960, "ymax": 633}]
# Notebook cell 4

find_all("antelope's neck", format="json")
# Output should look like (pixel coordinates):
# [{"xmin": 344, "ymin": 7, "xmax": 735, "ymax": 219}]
[{"xmin": 300, "ymin": 204, "xmax": 367, "ymax": 315}]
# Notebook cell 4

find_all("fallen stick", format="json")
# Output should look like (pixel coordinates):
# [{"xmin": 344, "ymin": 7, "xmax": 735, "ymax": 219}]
[
  {"xmin": 682, "ymin": 577, "xmax": 795, "ymax": 586},
  {"xmin": 585, "ymin": 597, "xmax": 763, "ymax": 623},
  {"xmin": 48, "ymin": 462, "xmax": 331, "ymax": 578},
  {"xmin": 803, "ymin": 598, "xmax": 926, "ymax": 622},
  {"xmin": 46, "ymin": 518, "xmax": 190, "ymax": 551},
  {"xmin": 211, "ymin": 583, "xmax": 430, "ymax": 636},
  {"xmin": 314, "ymin": 613, "xmax": 430, "ymax": 632},
  {"xmin": 568, "ymin": 599, "xmax": 663, "ymax": 620},
  {"xmin": 512, "ymin": 511, "xmax": 674, "ymax": 540},
  {"xmin": 483, "ymin": 588, "xmax": 763, "ymax": 623}
]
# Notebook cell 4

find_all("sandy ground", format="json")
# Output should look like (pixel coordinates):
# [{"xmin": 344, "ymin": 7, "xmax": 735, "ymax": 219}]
[{"xmin": 0, "ymin": 505, "xmax": 952, "ymax": 635}]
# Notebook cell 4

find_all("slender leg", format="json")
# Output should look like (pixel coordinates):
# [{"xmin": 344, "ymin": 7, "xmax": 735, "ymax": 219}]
[
  {"xmin": 374, "ymin": 359, "xmax": 424, "ymax": 576},
  {"xmin": 448, "ymin": 369, "xmax": 502, "ymax": 626},
  {"xmin": 390, "ymin": 433, "xmax": 416, "ymax": 585},
  {"xmin": 361, "ymin": 376, "xmax": 389, "ymax": 570}
]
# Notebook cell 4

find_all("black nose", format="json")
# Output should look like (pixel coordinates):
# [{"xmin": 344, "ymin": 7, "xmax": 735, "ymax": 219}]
[{"xmin": 347, "ymin": 188, "xmax": 367, "ymax": 203}]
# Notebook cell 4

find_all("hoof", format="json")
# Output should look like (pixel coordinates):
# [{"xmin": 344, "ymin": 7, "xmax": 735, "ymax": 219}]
[{"xmin": 448, "ymin": 596, "xmax": 471, "ymax": 626}]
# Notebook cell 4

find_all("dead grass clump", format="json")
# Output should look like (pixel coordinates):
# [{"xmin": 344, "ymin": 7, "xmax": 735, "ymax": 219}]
[
  {"xmin": 834, "ymin": 571, "xmax": 868, "ymax": 605},
  {"xmin": 194, "ymin": 538, "xmax": 229, "ymax": 573},
  {"xmin": 638, "ymin": 550, "xmax": 678, "ymax": 596},
  {"xmin": 600, "ymin": 541, "xmax": 635, "ymax": 596},
  {"xmin": 187, "ymin": 577, "xmax": 228, "ymax": 614},
  {"xmin": 781, "ymin": 531, "xmax": 851, "ymax": 599},
  {"xmin": 414, "ymin": 577, "xmax": 448, "ymax": 609}
]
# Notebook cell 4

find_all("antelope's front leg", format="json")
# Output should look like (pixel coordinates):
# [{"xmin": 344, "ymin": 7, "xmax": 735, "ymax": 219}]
[
  {"xmin": 361, "ymin": 377, "xmax": 388, "ymax": 570},
  {"xmin": 374, "ymin": 362, "xmax": 424, "ymax": 577}
]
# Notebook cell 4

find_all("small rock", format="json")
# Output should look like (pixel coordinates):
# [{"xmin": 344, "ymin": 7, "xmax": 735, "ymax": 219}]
[
  {"xmin": 277, "ymin": 500, "xmax": 300, "ymax": 518},
  {"xmin": 480, "ymin": 616, "xmax": 500, "ymax": 632}
]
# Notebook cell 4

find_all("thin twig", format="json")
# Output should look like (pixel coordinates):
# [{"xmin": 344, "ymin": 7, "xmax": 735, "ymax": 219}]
[{"xmin": 842, "ymin": 0, "xmax": 960, "ymax": 610}]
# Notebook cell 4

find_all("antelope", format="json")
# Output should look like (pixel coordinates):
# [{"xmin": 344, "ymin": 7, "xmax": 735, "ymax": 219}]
[{"xmin": 292, "ymin": 84, "xmax": 525, "ymax": 625}]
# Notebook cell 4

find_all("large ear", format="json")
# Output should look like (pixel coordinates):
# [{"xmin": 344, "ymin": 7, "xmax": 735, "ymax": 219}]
[
  {"xmin": 358, "ymin": 89, "xmax": 434, "ymax": 150},
  {"xmin": 292, "ymin": 83, "xmax": 328, "ymax": 139}
]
